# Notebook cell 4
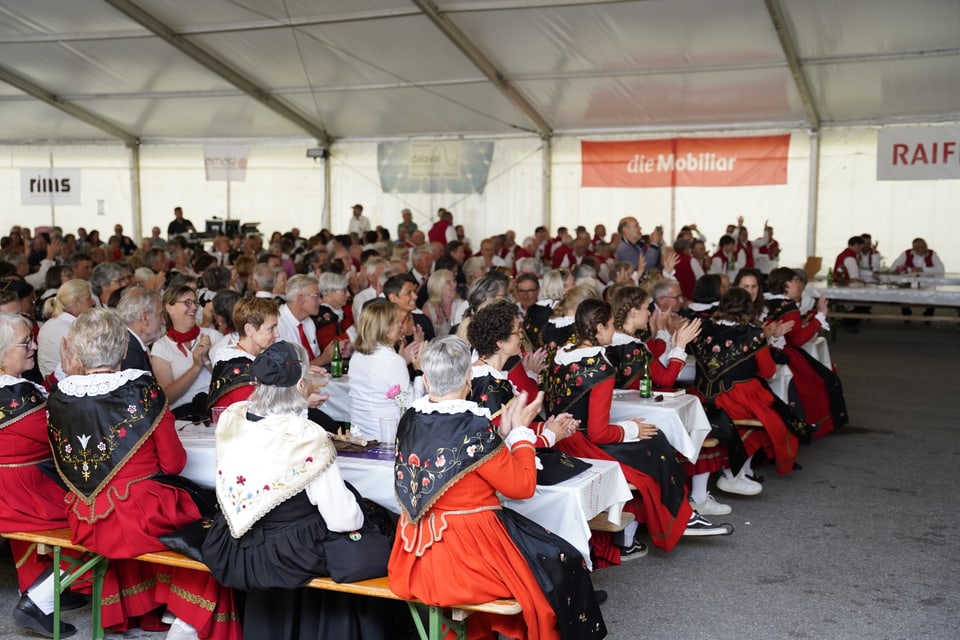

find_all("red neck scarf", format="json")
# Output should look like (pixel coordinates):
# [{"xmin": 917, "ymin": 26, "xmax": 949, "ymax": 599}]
[{"xmin": 167, "ymin": 325, "xmax": 200, "ymax": 356}]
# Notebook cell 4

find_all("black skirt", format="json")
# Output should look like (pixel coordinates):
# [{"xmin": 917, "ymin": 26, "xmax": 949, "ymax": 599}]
[{"xmin": 599, "ymin": 431, "xmax": 687, "ymax": 516}]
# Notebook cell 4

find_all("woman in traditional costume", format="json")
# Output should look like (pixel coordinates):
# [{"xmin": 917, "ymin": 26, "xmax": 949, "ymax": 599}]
[
  {"xmin": 690, "ymin": 288, "xmax": 805, "ymax": 481},
  {"xmin": 763, "ymin": 267, "xmax": 848, "ymax": 439},
  {"xmin": 523, "ymin": 268, "xmax": 572, "ymax": 349},
  {"xmin": 0, "ymin": 313, "xmax": 86, "ymax": 638},
  {"xmin": 389, "ymin": 336, "xmax": 606, "ymax": 640},
  {"xmin": 543, "ymin": 299, "xmax": 732, "ymax": 558},
  {"xmin": 47, "ymin": 308, "xmax": 239, "ymax": 640},
  {"xmin": 207, "ymin": 297, "xmax": 279, "ymax": 410},
  {"xmin": 314, "ymin": 272, "xmax": 354, "ymax": 352},
  {"xmin": 202, "ymin": 341, "xmax": 398, "ymax": 640}
]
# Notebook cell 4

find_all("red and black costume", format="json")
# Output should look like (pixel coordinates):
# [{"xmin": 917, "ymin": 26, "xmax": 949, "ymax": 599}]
[
  {"xmin": 764, "ymin": 296, "xmax": 848, "ymax": 438},
  {"xmin": 47, "ymin": 371, "xmax": 239, "ymax": 639},
  {"xmin": 0, "ymin": 376, "xmax": 68, "ymax": 591},
  {"xmin": 389, "ymin": 397, "xmax": 605, "ymax": 640},
  {"xmin": 605, "ymin": 332, "xmax": 685, "ymax": 390},
  {"xmin": 543, "ymin": 346, "xmax": 691, "ymax": 555},
  {"xmin": 314, "ymin": 304, "xmax": 354, "ymax": 352},
  {"xmin": 690, "ymin": 320, "xmax": 803, "ymax": 475},
  {"xmin": 523, "ymin": 300, "xmax": 556, "ymax": 350},
  {"xmin": 207, "ymin": 346, "xmax": 255, "ymax": 411}
]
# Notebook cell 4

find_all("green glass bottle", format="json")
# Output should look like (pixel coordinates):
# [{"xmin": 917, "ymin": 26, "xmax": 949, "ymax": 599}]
[
  {"xmin": 330, "ymin": 339, "xmax": 343, "ymax": 378},
  {"xmin": 826, "ymin": 268, "xmax": 834, "ymax": 287},
  {"xmin": 638, "ymin": 356, "xmax": 652, "ymax": 398}
]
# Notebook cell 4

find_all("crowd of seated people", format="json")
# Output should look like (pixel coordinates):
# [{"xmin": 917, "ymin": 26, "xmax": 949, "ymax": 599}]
[{"xmin": 0, "ymin": 210, "xmax": 861, "ymax": 639}]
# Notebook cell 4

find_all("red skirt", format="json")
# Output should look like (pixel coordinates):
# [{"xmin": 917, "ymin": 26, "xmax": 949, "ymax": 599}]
[{"xmin": 713, "ymin": 380, "xmax": 798, "ymax": 475}]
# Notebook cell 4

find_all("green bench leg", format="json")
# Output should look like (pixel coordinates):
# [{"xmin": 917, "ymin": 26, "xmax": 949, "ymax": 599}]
[
  {"xmin": 50, "ymin": 545, "xmax": 109, "ymax": 640},
  {"xmin": 407, "ymin": 602, "xmax": 467, "ymax": 640}
]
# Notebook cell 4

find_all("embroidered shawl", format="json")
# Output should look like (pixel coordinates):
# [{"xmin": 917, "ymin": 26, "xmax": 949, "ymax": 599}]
[
  {"xmin": 690, "ymin": 321, "xmax": 766, "ymax": 399},
  {"xmin": 47, "ymin": 371, "xmax": 166, "ymax": 504},
  {"xmin": 543, "ymin": 346, "xmax": 614, "ymax": 425},
  {"xmin": 214, "ymin": 401, "xmax": 337, "ymax": 538},
  {"xmin": 207, "ymin": 352, "xmax": 255, "ymax": 411},
  {"xmin": 0, "ymin": 375, "xmax": 46, "ymax": 430}
]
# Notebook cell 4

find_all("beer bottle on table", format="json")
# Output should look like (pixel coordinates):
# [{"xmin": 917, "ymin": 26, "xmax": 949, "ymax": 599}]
[
  {"xmin": 330, "ymin": 339, "xmax": 343, "ymax": 378},
  {"xmin": 638, "ymin": 356, "xmax": 652, "ymax": 398}
]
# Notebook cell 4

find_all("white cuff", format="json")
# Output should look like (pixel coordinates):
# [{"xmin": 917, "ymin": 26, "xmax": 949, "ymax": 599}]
[
  {"xmin": 655, "ymin": 329, "xmax": 672, "ymax": 344},
  {"xmin": 814, "ymin": 311, "xmax": 830, "ymax": 331},
  {"xmin": 768, "ymin": 335, "xmax": 786, "ymax": 349},
  {"xmin": 524, "ymin": 368, "xmax": 539, "ymax": 382},
  {"xmin": 662, "ymin": 268, "xmax": 675, "ymax": 279},
  {"xmin": 667, "ymin": 346, "xmax": 687, "ymax": 361},
  {"xmin": 538, "ymin": 427, "xmax": 557, "ymax": 448},
  {"xmin": 505, "ymin": 426, "xmax": 537, "ymax": 449},
  {"xmin": 618, "ymin": 420, "xmax": 639, "ymax": 442}
]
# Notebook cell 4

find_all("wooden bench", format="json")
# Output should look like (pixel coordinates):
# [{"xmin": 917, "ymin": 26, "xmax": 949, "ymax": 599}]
[{"xmin": 3, "ymin": 529, "xmax": 521, "ymax": 640}]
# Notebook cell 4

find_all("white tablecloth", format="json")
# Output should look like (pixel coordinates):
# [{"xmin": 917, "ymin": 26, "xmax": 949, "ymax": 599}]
[
  {"xmin": 176, "ymin": 427, "xmax": 630, "ymax": 572},
  {"xmin": 820, "ymin": 285, "xmax": 960, "ymax": 307},
  {"xmin": 801, "ymin": 336, "xmax": 832, "ymax": 369},
  {"xmin": 608, "ymin": 391, "xmax": 711, "ymax": 462}
]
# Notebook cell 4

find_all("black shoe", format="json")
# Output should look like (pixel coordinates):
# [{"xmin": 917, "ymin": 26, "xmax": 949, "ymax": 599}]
[
  {"xmin": 619, "ymin": 539, "xmax": 648, "ymax": 561},
  {"xmin": 682, "ymin": 511, "xmax": 734, "ymax": 537},
  {"xmin": 59, "ymin": 592, "xmax": 89, "ymax": 612},
  {"xmin": 745, "ymin": 473, "xmax": 765, "ymax": 484},
  {"xmin": 13, "ymin": 595, "xmax": 77, "ymax": 638},
  {"xmin": 594, "ymin": 590, "xmax": 608, "ymax": 606}
]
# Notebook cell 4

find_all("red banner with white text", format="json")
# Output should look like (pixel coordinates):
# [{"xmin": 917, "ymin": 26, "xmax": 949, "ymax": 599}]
[{"xmin": 581, "ymin": 135, "xmax": 790, "ymax": 188}]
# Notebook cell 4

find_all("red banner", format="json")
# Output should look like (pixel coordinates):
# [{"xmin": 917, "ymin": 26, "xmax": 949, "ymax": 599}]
[{"xmin": 581, "ymin": 135, "xmax": 790, "ymax": 188}]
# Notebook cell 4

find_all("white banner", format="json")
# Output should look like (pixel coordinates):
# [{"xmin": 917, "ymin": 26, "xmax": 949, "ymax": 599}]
[
  {"xmin": 877, "ymin": 126, "xmax": 960, "ymax": 181},
  {"xmin": 204, "ymin": 145, "xmax": 249, "ymax": 181},
  {"xmin": 20, "ymin": 168, "xmax": 81, "ymax": 206},
  {"xmin": 407, "ymin": 140, "xmax": 463, "ymax": 179}
]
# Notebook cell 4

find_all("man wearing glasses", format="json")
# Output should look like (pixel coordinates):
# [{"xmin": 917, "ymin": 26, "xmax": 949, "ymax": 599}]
[
  {"xmin": 277, "ymin": 275, "xmax": 347, "ymax": 367},
  {"xmin": 514, "ymin": 273, "xmax": 541, "ymax": 320}
]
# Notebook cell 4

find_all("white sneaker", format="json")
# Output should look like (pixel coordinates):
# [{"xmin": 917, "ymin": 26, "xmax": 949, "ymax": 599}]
[
  {"xmin": 166, "ymin": 618, "xmax": 200, "ymax": 640},
  {"xmin": 716, "ymin": 474, "xmax": 763, "ymax": 496},
  {"xmin": 691, "ymin": 492, "xmax": 732, "ymax": 516}
]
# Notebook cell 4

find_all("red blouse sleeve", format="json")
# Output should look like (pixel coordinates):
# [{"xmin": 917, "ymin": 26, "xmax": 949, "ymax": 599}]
[
  {"xmin": 651, "ymin": 355, "xmax": 684, "ymax": 388},
  {"xmin": 475, "ymin": 445, "xmax": 537, "ymax": 499},
  {"xmin": 781, "ymin": 309, "xmax": 821, "ymax": 347},
  {"xmin": 755, "ymin": 346, "xmax": 777, "ymax": 379},
  {"xmin": 585, "ymin": 376, "xmax": 626, "ymax": 444},
  {"xmin": 153, "ymin": 410, "xmax": 187, "ymax": 474},
  {"xmin": 507, "ymin": 362, "xmax": 540, "ymax": 397}
]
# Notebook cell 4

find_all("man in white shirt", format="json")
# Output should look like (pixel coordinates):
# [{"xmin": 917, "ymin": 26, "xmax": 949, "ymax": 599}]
[
  {"xmin": 352, "ymin": 257, "xmax": 390, "ymax": 320},
  {"xmin": 891, "ymin": 237, "xmax": 945, "ymax": 277},
  {"xmin": 278, "ymin": 274, "xmax": 347, "ymax": 367},
  {"xmin": 347, "ymin": 204, "xmax": 371, "ymax": 236}
]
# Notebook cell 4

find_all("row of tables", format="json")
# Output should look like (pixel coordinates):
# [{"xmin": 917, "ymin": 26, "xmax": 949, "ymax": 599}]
[{"xmin": 178, "ymin": 336, "xmax": 833, "ymax": 570}]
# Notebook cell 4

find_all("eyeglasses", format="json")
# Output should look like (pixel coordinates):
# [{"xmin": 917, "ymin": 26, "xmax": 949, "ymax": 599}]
[
  {"xmin": 660, "ymin": 294, "xmax": 683, "ymax": 300},
  {"xmin": 175, "ymin": 299, "xmax": 199, "ymax": 308},
  {"xmin": 112, "ymin": 275, "xmax": 134, "ymax": 285},
  {"xmin": 303, "ymin": 293, "xmax": 322, "ymax": 299},
  {"xmin": 8, "ymin": 338, "xmax": 34, "ymax": 350},
  {"xmin": 516, "ymin": 288, "xmax": 539, "ymax": 295},
  {"xmin": 512, "ymin": 330, "xmax": 525, "ymax": 338}
]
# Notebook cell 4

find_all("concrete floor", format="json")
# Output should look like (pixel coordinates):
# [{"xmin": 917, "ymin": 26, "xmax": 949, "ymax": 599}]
[{"xmin": 1, "ymin": 318, "xmax": 958, "ymax": 639}]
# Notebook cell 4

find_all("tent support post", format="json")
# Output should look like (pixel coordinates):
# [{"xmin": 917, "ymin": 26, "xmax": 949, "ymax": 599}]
[
  {"xmin": 806, "ymin": 130, "xmax": 820, "ymax": 259},
  {"xmin": 543, "ymin": 139, "xmax": 552, "ymax": 234},
  {"xmin": 323, "ymin": 152, "xmax": 332, "ymax": 232},
  {"xmin": 129, "ymin": 143, "xmax": 143, "ymax": 245}
]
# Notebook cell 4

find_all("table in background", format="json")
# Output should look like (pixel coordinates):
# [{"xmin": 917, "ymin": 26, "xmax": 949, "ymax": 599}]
[
  {"xmin": 608, "ymin": 391, "xmax": 710, "ymax": 462},
  {"xmin": 820, "ymin": 284, "xmax": 960, "ymax": 308}
]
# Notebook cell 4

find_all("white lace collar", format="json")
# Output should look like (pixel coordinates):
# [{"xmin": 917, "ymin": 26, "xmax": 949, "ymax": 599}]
[
  {"xmin": 58, "ymin": 369, "xmax": 150, "ymax": 397},
  {"xmin": 412, "ymin": 395, "xmax": 491, "ymax": 418},
  {"xmin": 688, "ymin": 301, "xmax": 718, "ymax": 312},
  {"xmin": 763, "ymin": 293, "xmax": 790, "ymax": 301},
  {"xmin": 214, "ymin": 345, "xmax": 254, "ymax": 364},
  {"xmin": 471, "ymin": 363, "xmax": 507, "ymax": 380},
  {"xmin": 555, "ymin": 345, "xmax": 605, "ymax": 365},
  {"xmin": 714, "ymin": 319, "xmax": 740, "ymax": 326},
  {"xmin": 548, "ymin": 315, "xmax": 575, "ymax": 327},
  {"xmin": 610, "ymin": 331, "xmax": 640, "ymax": 346},
  {"xmin": 535, "ymin": 299, "xmax": 556, "ymax": 308},
  {"xmin": 0, "ymin": 374, "xmax": 46, "ymax": 396}
]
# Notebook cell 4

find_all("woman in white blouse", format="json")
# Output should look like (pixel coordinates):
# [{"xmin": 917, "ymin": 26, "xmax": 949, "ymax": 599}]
[
  {"xmin": 151, "ymin": 284, "xmax": 220, "ymax": 419},
  {"xmin": 348, "ymin": 300, "xmax": 422, "ymax": 440}
]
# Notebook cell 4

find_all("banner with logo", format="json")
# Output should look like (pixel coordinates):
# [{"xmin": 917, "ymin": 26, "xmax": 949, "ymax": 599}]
[
  {"xmin": 21, "ymin": 168, "xmax": 81, "ymax": 205},
  {"xmin": 204, "ymin": 145, "xmax": 249, "ymax": 181},
  {"xmin": 877, "ymin": 126, "xmax": 960, "ymax": 181},
  {"xmin": 378, "ymin": 140, "xmax": 494, "ymax": 193},
  {"xmin": 581, "ymin": 134, "xmax": 790, "ymax": 188}
]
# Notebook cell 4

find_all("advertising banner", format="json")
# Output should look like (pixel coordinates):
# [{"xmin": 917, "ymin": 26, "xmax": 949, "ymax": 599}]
[
  {"xmin": 378, "ymin": 140, "xmax": 494, "ymax": 193},
  {"xmin": 877, "ymin": 126, "xmax": 960, "ymax": 181},
  {"xmin": 581, "ymin": 135, "xmax": 790, "ymax": 188},
  {"xmin": 21, "ymin": 168, "xmax": 81, "ymax": 205},
  {"xmin": 204, "ymin": 145, "xmax": 249, "ymax": 181}
]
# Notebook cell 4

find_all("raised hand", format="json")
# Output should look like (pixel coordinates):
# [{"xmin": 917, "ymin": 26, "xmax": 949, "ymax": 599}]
[
  {"xmin": 522, "ymin": 348, "xmax": 548, "ymax": 376},
  {"xmin": 672, "ymin": 317, "xmax": 702, "ymax": 350}
]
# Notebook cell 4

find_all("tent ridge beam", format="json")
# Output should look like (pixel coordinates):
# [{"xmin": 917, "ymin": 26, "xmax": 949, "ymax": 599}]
[
  {"xmin": 0, "ymin": 64, "xmax": 138, "ymax": 147},
  {"xmin": 410, "ymin": 0, "xmax": 552, "ymax": 139},
  {"xmin": 102, "ymin": 0, "xmax": 332, "ymax": 147},
  {"xmin": 764, "ymin": 0, "xmax": 819, "ymax": 131}
]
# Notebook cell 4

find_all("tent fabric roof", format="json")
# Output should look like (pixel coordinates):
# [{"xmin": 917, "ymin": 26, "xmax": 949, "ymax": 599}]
[{"xmin": 0, "ymin": 0, "xmax": 957, "ymax": 144}]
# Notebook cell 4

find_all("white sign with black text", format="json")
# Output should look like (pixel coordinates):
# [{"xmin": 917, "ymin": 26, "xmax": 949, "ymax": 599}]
[{"xmin": 21, "ymin": 168, "xmax": 82, "ymax": 205}]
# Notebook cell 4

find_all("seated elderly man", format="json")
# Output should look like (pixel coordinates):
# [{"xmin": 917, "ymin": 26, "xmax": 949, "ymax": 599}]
[{"xmin": 891, "ymin": 238, "xmax": 946, "ymax": 318}]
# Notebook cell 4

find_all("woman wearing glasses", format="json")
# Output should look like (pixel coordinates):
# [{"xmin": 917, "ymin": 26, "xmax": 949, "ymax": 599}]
[
  {"xmin": 151, "ymin": 284, "xmax": 220, "ymax": 420},
  {"xmin": 0, "ymin": 313, "xmax": 84, "ymax": 638}
]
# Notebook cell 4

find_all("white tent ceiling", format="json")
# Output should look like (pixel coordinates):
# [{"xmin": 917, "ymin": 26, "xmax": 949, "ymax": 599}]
[{"xmin": 0, "ymin": 0, "xmax": 958, "ymax": 144}]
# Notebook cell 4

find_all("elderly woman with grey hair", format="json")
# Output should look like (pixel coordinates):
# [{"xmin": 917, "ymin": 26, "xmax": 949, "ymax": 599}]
[
  {"xmin": 388, "ymin": 336, "xmax": 606, "ymax": 640},
  {"xmin": 315, "ymin": 271, "xmax": 353, "ymax": 351},
  {"xmin": 202, "ymin": 340, "xmax": 397, "ymax": 640},
  {"xmin": 47, "ymin": 308, "xmax": 239, "ymax": 640},
  {"xmin": 88, "ymin": 261, "xmax": 132, "ymax": 307}
]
